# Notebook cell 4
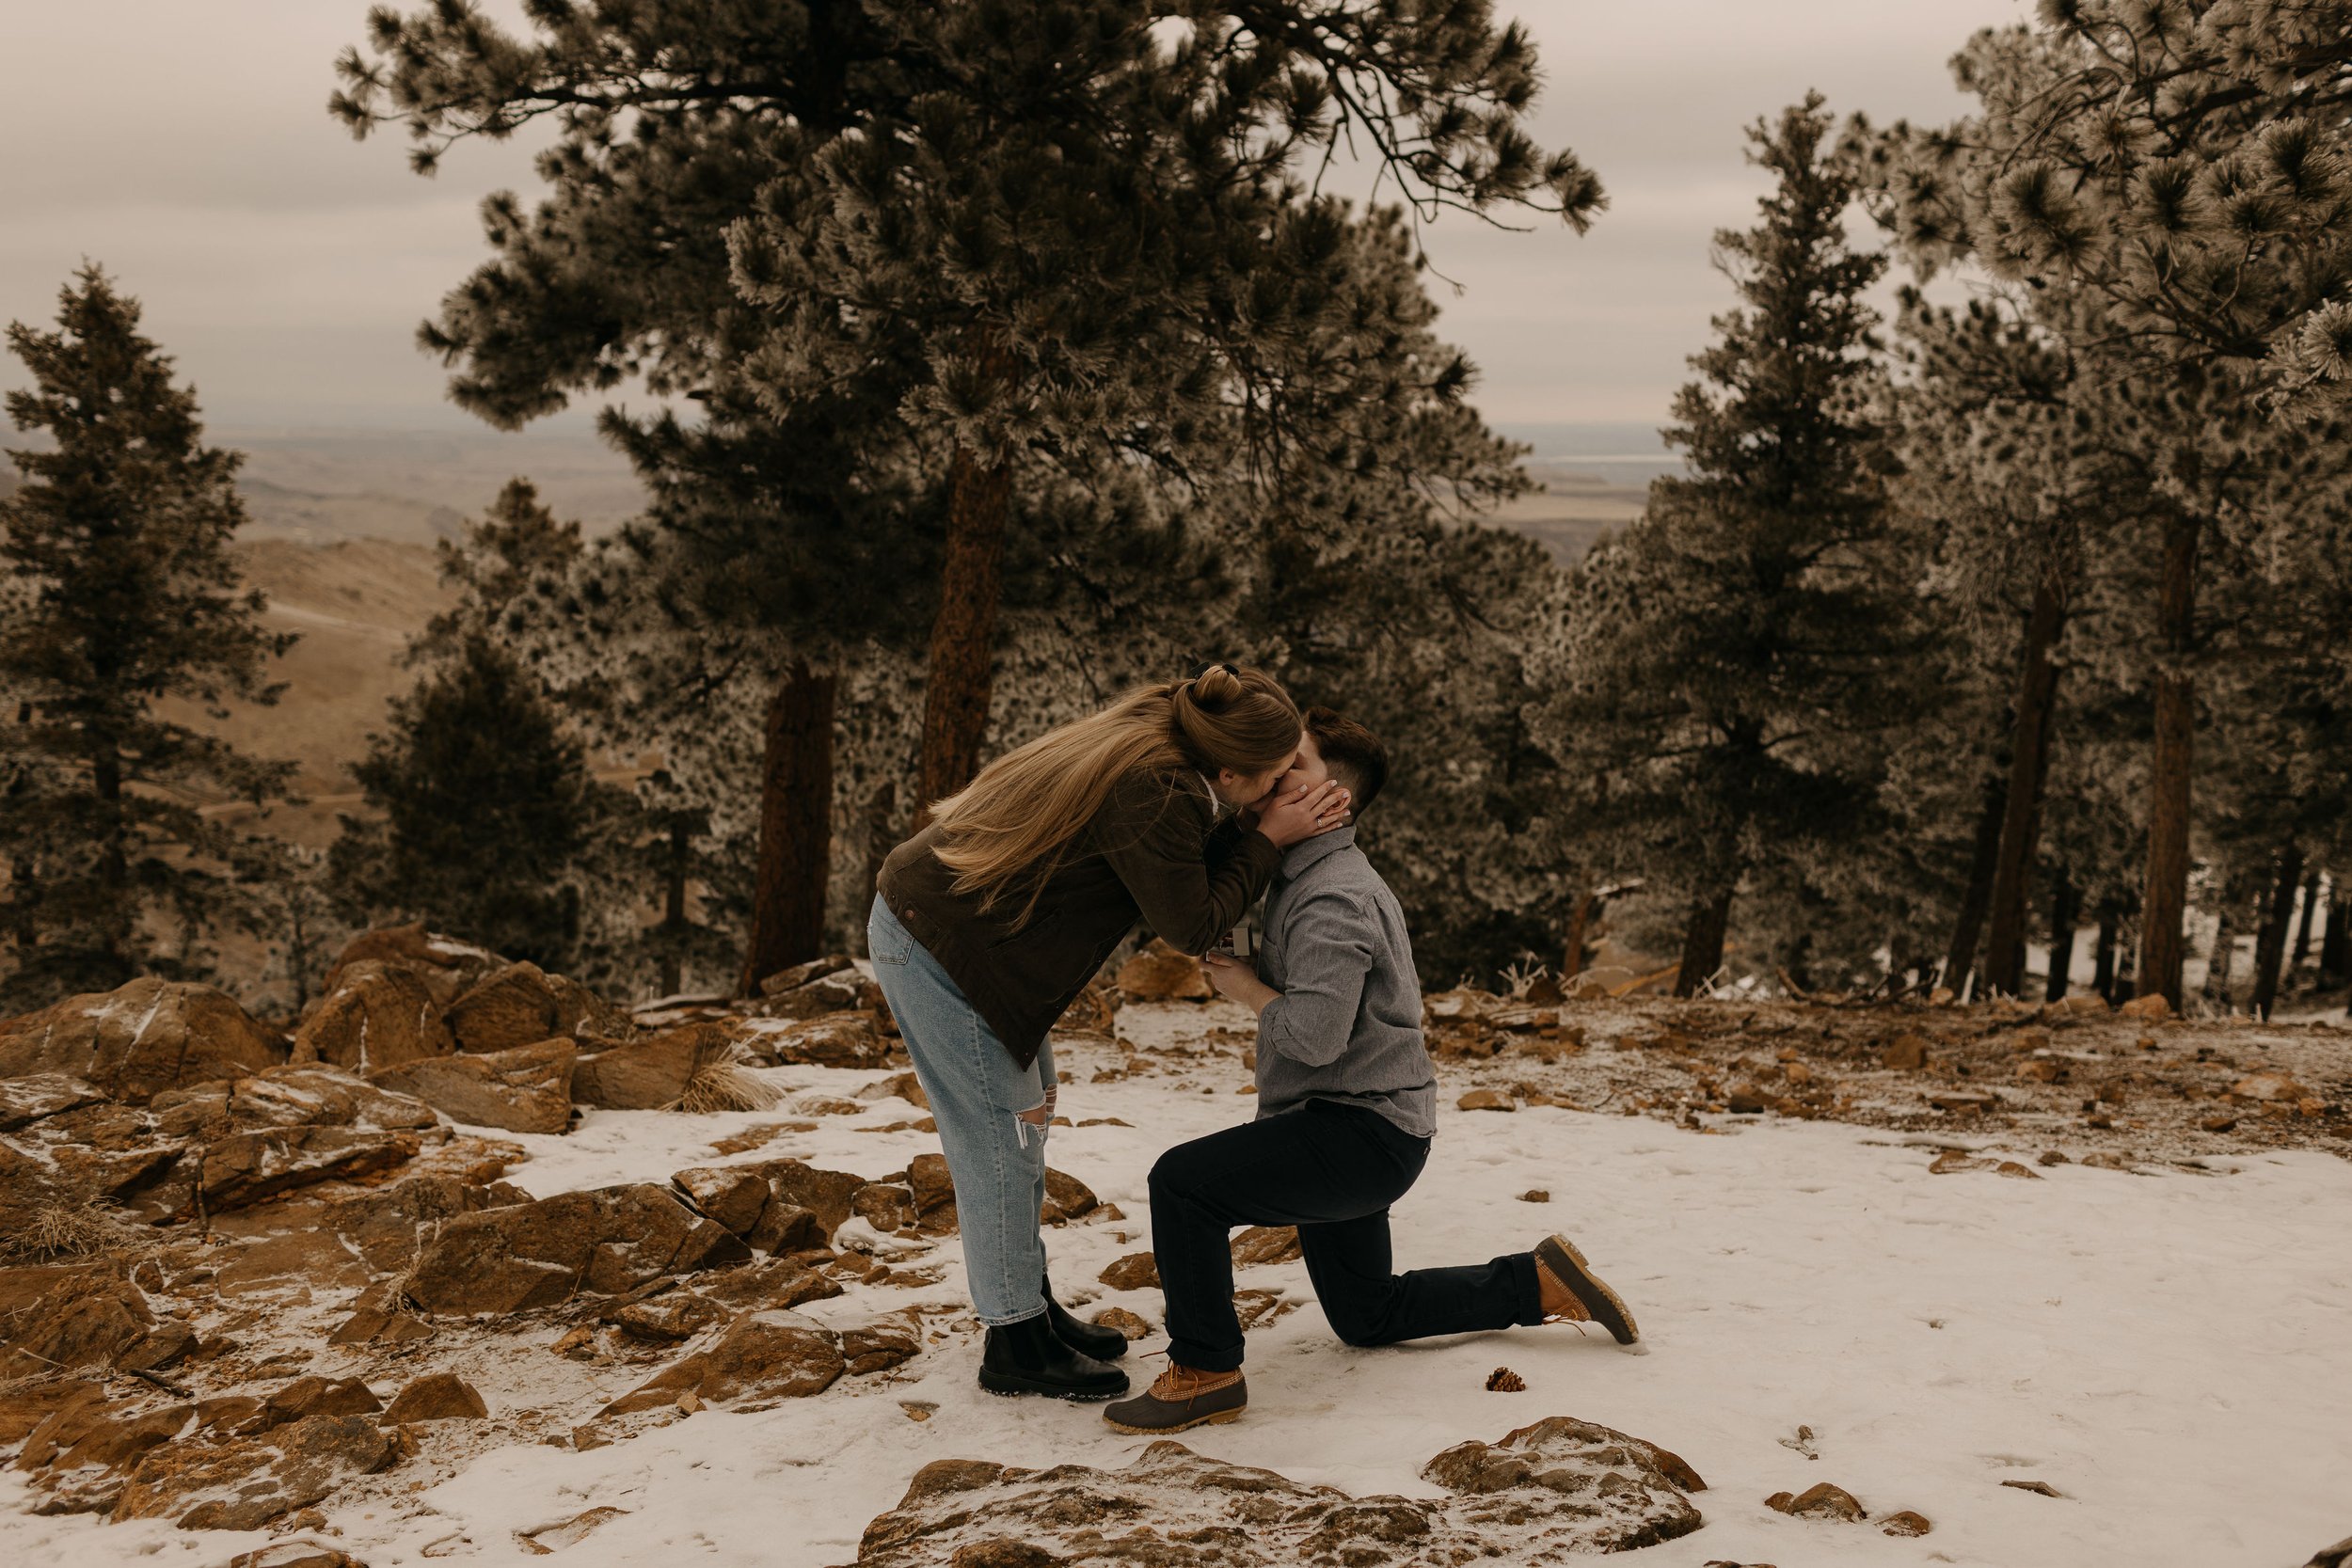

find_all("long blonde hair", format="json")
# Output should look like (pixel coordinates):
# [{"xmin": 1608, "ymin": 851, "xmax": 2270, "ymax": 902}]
[{"xmin": 930, "ymin": 664, "xmax": 1302, "ymax": 924}]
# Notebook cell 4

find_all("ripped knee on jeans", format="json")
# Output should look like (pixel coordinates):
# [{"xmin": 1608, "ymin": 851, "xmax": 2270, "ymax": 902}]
[{"xmin": 1012, "ymin": 1085, "xmax": 1058, "ymax": 1146}]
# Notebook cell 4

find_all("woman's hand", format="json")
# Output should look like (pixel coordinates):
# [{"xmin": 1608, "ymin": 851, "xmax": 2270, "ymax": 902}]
[
  {"xmin": 1204, "ymin": 952, "xmax": 1279, "ymax": 1011},
  {"xmin": 1254, "ymin": 779, "xmax": 1350, "ymax": 848}
]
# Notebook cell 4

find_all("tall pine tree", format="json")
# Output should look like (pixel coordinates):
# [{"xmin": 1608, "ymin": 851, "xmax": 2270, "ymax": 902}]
[
  {"xmin": 1535, "ymin": 95, "xmax": 1915, "ymax": 996},
  {"xmin": 0, "ymin": 266, "xmax": 299, "ymax": 1010}
]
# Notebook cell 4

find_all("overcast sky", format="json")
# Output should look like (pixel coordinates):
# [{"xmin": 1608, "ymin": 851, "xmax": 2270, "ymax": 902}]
[{"xmin": 0, "ymin": 1, "xmax": 2029, "ymax": 436}]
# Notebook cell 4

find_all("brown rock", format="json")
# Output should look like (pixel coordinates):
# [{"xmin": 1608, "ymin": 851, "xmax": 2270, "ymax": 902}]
[
  {"xmin": 571, "ymin": 1023, "xmax": 718, "ymax": 1109},
  {"xmin": 1881, "ymin": 1510, "xmax": 1933, "ymax": 1536},
  {"xmin": 292, "ymin": 962, "xmax": 453, "ymax": 1073},
  {"xmin": 1522, "ymin": 974, "xmax": 1566, "ymax": 1006},
  {"xmin": 2229, "ymin": 1070, "xmax": 2309, "ymax": 1103},
  {"xmin": 859, "ymin": 1071, "xmax": 930, "ymax": 1110},
  {"xmin": 0, "ymin": 978, "xmax": 286, "ymax": 1103},
  {"xmin": 1099, "ymin": 1252, "xmax": 1159, "ymax": 1291},
  {"xmin": 111, "ymin": 1413, "xmax": 398, "ymax": 1530},
  {"xmin": 673, "ymin": 1156, "xmax": 866, "ymax": 1249},
  {"xmin": 1767, "ymin": 1481, "xmax": 1866, "ymax": 1521},
  {"xmin": 0, "ymin": 1072, "xmax": 110, "ymax": 1133},
  {"xmin": 405, "ymin": 1182, "xmax": 750, "ymax": 1315},
  {"xmin": 1090, "ymin": 1307, "xmax": 1151, "ymax": 1341},
  {"xmin": 1518, "ymin": 1189, "xmax": 1551, "ymax": 1203},
  {"xmin": 748, "ymin": 1014, "xmax": 893, "ymax": 1069},
  {"xmin": 381, "ymin": 1371, "xmax": 486, "ymax": 1422},
  {"xmin": 611, "ymin": 1291, "xmax": 733, "ymax": 1342},
  {"xmin": 370, "ymin": 1037, "xmax": 575, "ymax": 1134},
  {"xmin": 443, "ymin": 962, "xmax": 563, "ymax": 1053},
  {"xmin": 2200, "ymin": 1114, "xmax": 2239, "ymax": 1133},
  {"xmin": 852, "ymin": 1181, "xmax": 917, "ymax": 1234},
  {"xmin": 324, "ymin": 923, "xmax": 502, "ymax": 1008},
  {"xmin": 1457, "ymin": 1088, "xmax": 1518, "ymax": 1112},
  {"xmin": 1994, "ymin": 1161, "xmax": 2042, "ymax": 1180},
  {"xmin": 327, "ymin": 1173, "xmax": 531, "ymax": 1274},
  {"xmin": 262, "ymin": 1376, "xmax": 382, "ymax": 1426},
  {"xmin": 227, "ymin": 1544, "xmax": 368, "ymax": 1568},
  {"xmin": 757, "ymin": 974, "xmax": 866, "ymax": 1020},
  {"xmin": 1041, "ymin": 1167, "xmax": 1098, "ymax": 1226},
  {"xmin": 544, "ymin": 972, "xmax": 638, "ymax": 1044},
  {"xmin": 0, "ymin": 1262, "xmax": 190, "ymax": 1379},
  {"xmin": 759, "ymin": 955, "xmax": 857, "ymax": 996},
  {"xmin": 1929, "ymin": 1149, "xmax": 1989, "ymax": 1175},
  {"xmin": 602, "ymin": 1310, "xmax": 845, "ymax": 1414},
  {"xmin": 1231, "ymin": 1226, "xmax": 1303, "ymax": 1266},
  {"xmin": 2118, "ymin": 992, "xmax": 2171, "ymax": 1020},
  {"xmin": 841, "ymin": 1323, "xmax": 922, "ymax": 1375},
  {"xmin": 1882, "ymin": 1035, "xmax": 1930, "ymax": 1070},
  {"xmin": 2002, "ymin": 1478, "xmax": 2065, "ymax": 1497},
  {"xmin": 1115, "ymin": 940, "xmax": 1212, "ymax": 1002},
  {"xmin": 199, "ymin": 1125, "xmax": 425, "ymax": 1212},
  {"xmin": 2014, "ymin": 1059, "xmax": 2061, "ymax": 1083}
]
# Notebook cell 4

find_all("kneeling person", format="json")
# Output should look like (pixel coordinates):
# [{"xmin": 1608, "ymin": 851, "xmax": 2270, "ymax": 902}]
[{"xmin": 1104, "ymin": 708, "xmax": 1639, "ymax": 1435}]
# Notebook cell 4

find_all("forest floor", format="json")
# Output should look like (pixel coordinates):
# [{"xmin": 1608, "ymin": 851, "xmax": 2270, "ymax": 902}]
[{"xmin": 6, "ymin": 990, "xmax": 2347, "ymax": 1568}]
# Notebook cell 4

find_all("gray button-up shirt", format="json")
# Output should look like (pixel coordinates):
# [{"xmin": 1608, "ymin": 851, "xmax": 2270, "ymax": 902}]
[{"xmin": 1252, "ymin": 826, "xmax": 1438, "ymax": 1138}]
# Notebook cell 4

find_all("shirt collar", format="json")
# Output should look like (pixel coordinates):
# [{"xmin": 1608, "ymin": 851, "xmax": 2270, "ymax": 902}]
[{"xmin": 1279, "ymin": 823, "xmax": 1356, "ymax": 879}]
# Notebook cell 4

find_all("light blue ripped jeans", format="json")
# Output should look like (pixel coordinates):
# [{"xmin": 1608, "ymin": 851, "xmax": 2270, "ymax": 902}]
[{"xmin": 866, "ymin": 893, "xmax": 1057, "ymax": 1326}]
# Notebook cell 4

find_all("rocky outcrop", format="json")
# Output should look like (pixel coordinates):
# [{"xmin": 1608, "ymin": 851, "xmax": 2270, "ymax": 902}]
[
  {"xmin": 0, "ymin": 1261, "xmax": 196, "ymax": 1379},
  {"xmin": 381, "ymin": 1371, "xmax": 485, "ymax": 1422},
  {"xmin": 442, "ymin": 962, "xmax": 564, "ymax": 1054},
  {"xmin": 672, "ymin": 1156, "xmax": 866, "ymax": 1247},
  {"xmin": 111, "ymin": 1413, "xmax": 400, "ymax": 1530},
  {"xmin": 601, "ymin": 1308, "xmax": 917, "ymax": 1416},
  {"xmin": 370, "ymin": 1037, "xmax": 575, "ymax": 1133},
  {"xmin": 0, "ymin": 978, "xmax": 286, "ymax": 1103},
  {"xmin": 324, "ymin": 923, "xmax": 502, "ymax": 1008},
  {"xmin": 739, "ymin": 1014, "xmax": 893, "ymax": 1069},
  {"xmin": 405, "ymin": 1182, "xmax": 750, "ymax": 1315},
  {"xmin": 291, "ymin": 961, "xmax": 453, "ymax": 1073},
  {"xmin": 847, "ymin": 1417, "xmax": 1705, "ymax": 1565}
]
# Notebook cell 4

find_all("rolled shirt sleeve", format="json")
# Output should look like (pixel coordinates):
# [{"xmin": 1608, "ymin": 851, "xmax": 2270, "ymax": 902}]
[
  {"xmin": 1101, "ymin": 772, "xmax": 1282, "ymax": 956},
  {"xmin": 1257, "ymin": 889, "xmax": 1375, "ymax": 1069}
]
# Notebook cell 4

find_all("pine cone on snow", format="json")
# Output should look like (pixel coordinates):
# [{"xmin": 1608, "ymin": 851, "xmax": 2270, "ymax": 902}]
[{"xmin": 1486, "ymin": 1367, "xmax": 1525, "ymax": 1392}]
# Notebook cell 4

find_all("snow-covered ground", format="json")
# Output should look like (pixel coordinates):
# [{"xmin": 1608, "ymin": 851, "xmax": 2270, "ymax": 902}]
[{"xmin": 8, "ymin": 1004, "xmax": 2347, "ymax": 1567}]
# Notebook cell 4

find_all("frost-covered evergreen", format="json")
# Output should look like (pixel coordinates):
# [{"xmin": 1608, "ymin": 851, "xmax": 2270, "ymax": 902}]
[{"xmin": 1534, "ymin": 96, "xmax": 1919, "ymax": 996}]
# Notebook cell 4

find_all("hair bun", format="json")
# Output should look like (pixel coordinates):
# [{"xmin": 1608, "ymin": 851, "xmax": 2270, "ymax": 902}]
[{"xmin": 1188, "ymin": 662, "xmax": 1246, "ymax": 709}]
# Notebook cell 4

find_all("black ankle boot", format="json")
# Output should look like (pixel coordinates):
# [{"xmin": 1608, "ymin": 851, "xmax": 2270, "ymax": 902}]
[
  {"xmin": 978, "ymin": 1313, "xmax": 1130, "ymax": 1401},
  {"xmin": 1043, "ymin": 1272, "xmax": 1130, "ymax": 1361}
]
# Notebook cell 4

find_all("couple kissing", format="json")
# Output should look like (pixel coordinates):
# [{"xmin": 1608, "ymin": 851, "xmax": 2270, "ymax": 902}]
[{"xmin": 867, "ymin": 663, "xmax": 1637, "ymax": 1435}]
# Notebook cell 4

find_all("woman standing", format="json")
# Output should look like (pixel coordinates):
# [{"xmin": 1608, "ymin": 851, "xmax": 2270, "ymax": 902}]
[{"xmin": 869, "ymin": 664, "xmax": 1349, "ymax": 1401}]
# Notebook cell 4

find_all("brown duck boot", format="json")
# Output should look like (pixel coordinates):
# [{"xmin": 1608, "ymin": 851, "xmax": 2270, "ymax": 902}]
[
  {"xmin": 1102, "ymin": 1359, "xmax": 1248, "ymax": 1434},
  {"xmin": 1534, "ymin": 1233, "xmax": 1640, "ymax": 1345}
]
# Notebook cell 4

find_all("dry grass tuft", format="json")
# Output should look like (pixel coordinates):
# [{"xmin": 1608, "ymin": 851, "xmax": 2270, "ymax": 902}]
[
  {"xmin": 0, "ymin": 1202, "xmax": 131, "ymax": 1263},
  {"xmin": 672, "ymin": 1039, "xmax": 782, "ymax": 1115}
]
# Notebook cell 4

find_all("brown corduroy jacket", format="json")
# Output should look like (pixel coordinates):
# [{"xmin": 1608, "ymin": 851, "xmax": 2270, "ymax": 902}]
[{"xmin": 876, "ymin": 767, "xmax": 1282, "ymax": 1069}]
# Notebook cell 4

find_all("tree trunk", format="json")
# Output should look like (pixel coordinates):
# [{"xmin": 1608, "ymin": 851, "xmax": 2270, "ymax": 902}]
[
  {"xmin": 2290, "ymin": 867, "xmax": 2320, "ymax": 970},
  {"xmin": 2137, "ymin": 511, "xmax": 2202, "ymax": 1010},
  {"xmin": 2091, "ymin": 912, "xmax": 2119, "ymax": 1000},
  {"xmin": 1563, "ymin": 891, "xmax": 1594, "ymax": 980},
  {"xmin": 863, "ymin": 778, "xmax": 899, "ymax": 947},
  {"xmin": 2251, "ymin": 845, "xmax": 2304, "ymax": 1021},
  {"xmin": 2043, "ymin": 869, "xmax": 2079, "ymax": 1002},
  {"xmin": 2321, "ymin": 879, "xmax": 2349, "ymax": 983},
  {"xmin": 915, "ymin": 439, "xmax": 1015, "ymax": 820},
  {"xmin": 660, "ymin": 818, "xmax": 689, "ymax": 1000},
  {"xmin": 1674, "ymin": 889, "xmax": 1733, "ymax": 999},
  {"xmin": 2201, "ymin": 901, "xmax": 2239, "ymax": 1010},
  {"xmin": 737, "ymin": 659, "xmax": 838, "ymax": 996},
  {"xmin": 1942, "ymin": 773, "xmax": 2008, "ymax": 995},
  {"xmin": 1984, "ymin": 578, "xmax": 2067, "ymax": 997}
]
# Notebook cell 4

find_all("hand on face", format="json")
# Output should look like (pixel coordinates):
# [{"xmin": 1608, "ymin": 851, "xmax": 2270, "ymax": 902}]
[{"xmin": 1255, "ymin": 777, "xmax": 1350, "ymax": 847}]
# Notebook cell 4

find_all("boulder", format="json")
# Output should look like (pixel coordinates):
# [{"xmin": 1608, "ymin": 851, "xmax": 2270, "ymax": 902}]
[
  {"xmin": 405, "ymin": 1182, "xmax": 750, "ymax": 1315},
  {"xmin": 2229, "ymin": 1070, "xmax": 2310, "ymax": 1103},
  {"xmin": 1099, "ymin": 1252, "xmax": 1160, "ymax": 1291},
  {"xmin": 443, "ymin": 962, "xmax": 562, "ymax": 1053},
  {"xmin": 1882, "ymin": 1034, "xmax": 1931, "ymax": 1070},
  {"xmin": 545, "ymin": 972, "xmax": 638, "ymax": 1044},
  {"xmin": 2118, "ymin": 991, "xmax": 2172, "ymax": 1021},
  {"xmin": 1766, "ymin": 1481, "xmax": 1867, "ymax": 1521},
  {"xmin": 757, "ymin": 973, "xmax": 866, "ymax": 1020},
  {"xmin": 673, "ymin": 1156, "xmax": 866, "ymax": 1248},
  {"xmin": 571, "ymin": 1022, "xmax": 772, "ymax": 1109},
  {"xmin": 199, "ymin": 1126, "xmax": 426, "ymax": 1212},
  {"xmin": 846, "ymin": 1417, "xmax": 1705, "ymax": 1565},
  {"xmin": 381, "ymin": 1371, "xmax": 485, "ymax": 1423},
  {"xmin": 1115, "ymin": 940, "xmax": 1212, "ymax": 1002},
  {"xmin": 0, "ymin": 978, "xmax": 286, "ymax": 1102},
  {"xmin": 111, "ymin": 1413, "xmax": 398, "ymax": 1530},
  {"xmin": 1457, "ymin": 1089, "xmax": 1518, "ymax": 1113},
  {"xmin": 0, "ymin": 1262, "xmax": 196, "ymax": 1380},
  {"xmin": 0, "ymin": 1072, "xmax": 108, "ymax": 1132},
  {"xmin": 370, "ymin": 1037, "xmax": 575, "ymax": 1133},
  {"xmin": 326, "ymin": 1172, "xmax": 532, "ymax": 1274},
  {"xmin": 152, "ymin": 1063, "xmax": 440, "ymax": 1142},
  {"xmin": 1232, "ymin": 1226, "xmax": 1303, "ymax": 1266},
  {"xmin": 291, "ymin": 961, "xmax": 453, "ymax": 1073},
  {"xmin": 758, "ymin": 955, "xmax": 856, "ymax": 996},
  {"xmin": 324, "ymin": 922, "xmax": 502, "ymax": 1008},
  {"xmin": 858, "ymin": 1072, "xmax": 930, "ymax": 1110},
  {"xmin": 13, "ymin": 1395, "xmax": 199, "ymax": 1513},
  {"xmin": 601, "ymin": 1310, "xmax": 846, "ymax": 1415},
  {"xmin": 1041, "ymin": 1167, "xmax": 1098, "ymax": 1226},
  {"xmin": 742, "ymin": 1014, "xmax": 892, "ymax": 1069}
]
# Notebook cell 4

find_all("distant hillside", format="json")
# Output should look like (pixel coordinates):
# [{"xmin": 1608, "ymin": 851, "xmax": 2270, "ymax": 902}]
[{"xmin": 221, "ymin": 427, "xmax": 645, "ymax": 546}]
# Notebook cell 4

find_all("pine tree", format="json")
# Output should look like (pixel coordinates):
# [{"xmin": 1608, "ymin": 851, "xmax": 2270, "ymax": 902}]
[
  {"xmin": 1534, "ymin": 95, "xmax": 1916, "ymax": 996},
  {"xmin": 331, "ymin": 2, "xmax": 1605, "ymax": 981},
  {"xmin": 328, "ymin": 635, "xmax": 597, "ymax": 971},
  {"xmin": 0, "ymin": 266, "xmax": 299, "ymax": 1010},
  {"xmin": 1861, "ymin": 0, "xmax": 2352, "ymax": 1005}
]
